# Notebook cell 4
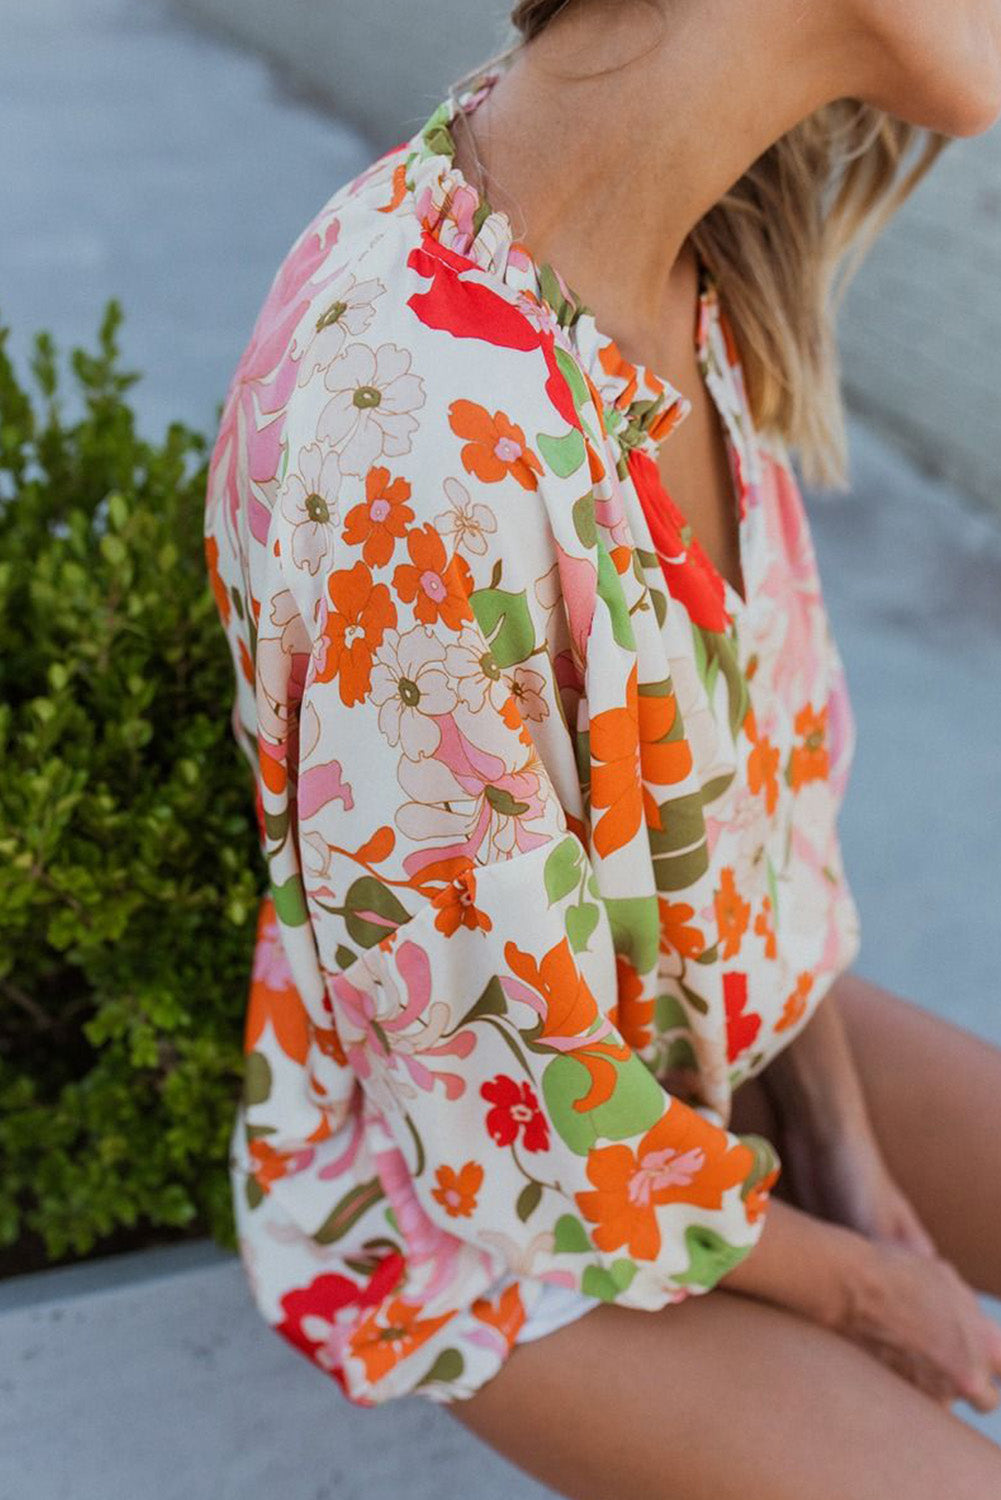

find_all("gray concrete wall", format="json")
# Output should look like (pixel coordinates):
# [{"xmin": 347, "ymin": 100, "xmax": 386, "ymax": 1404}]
[
  {"xmin": 175, "ymin": 0, "xmax": 1001, "ymax": 515},
  {"xmin": 174, "ymin": 0, "xmax": 514, "ymax": 150}
]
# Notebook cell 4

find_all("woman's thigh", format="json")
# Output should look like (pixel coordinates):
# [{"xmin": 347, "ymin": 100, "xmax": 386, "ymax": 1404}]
[
  {"xmin": 446, "ymin": 1289, "xmax": 1001, "ymax": 1500},
  {"xmin": 835, "ymin": 972, "xmax": 1001, "ymax": 1298}
]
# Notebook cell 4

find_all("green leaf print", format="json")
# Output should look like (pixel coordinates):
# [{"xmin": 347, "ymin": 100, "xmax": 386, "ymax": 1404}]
[
  {"xmin": 596, "ymin": 538, "xmax": 635, "ymax": 651},
  {"xmin": 537, "ymin": 426, "xmax": 586, "ymax": 478},
  {"xmin": 242, "ymin": 1050, "xmax": 272, "ymax": 1108},
  {"xmin": 648, "ymin": 788, "xmax": 710, "ymax": 892},
  {"xmin": 516, "ymin": 1180, "xmax": 542, "ymax": 1222},
  {"xmin": 455, "ymin": 974, "xmax": 509, "ymax": 1029},
  {"xmin": 270, "ymin": 871, "xmax": 309, "ymax": 927},
  {"xmin": 544, "ymin": 836, "xmax": 584, "ymax": 905},
  {"xmin": 541, "ymin": 1051, "xmax": 666, "ymax": 1155},
  {"xmin": 674, "ymin": 1224, "xmax": 750, "ymax": 1287},
  {"xmin": 581, "ymin": 1258, "xmax": 637, "ymax": 1301},
  {"xmin": 565, "ymin": 900, "xmax": 600, "ymax": 954},
  {"xmin": 313, "ymin": 1178, "xmax": 386, "ymax": 1245},
  {"xmin": 469, "ymin": 586, "xmax": 536, "ymax": 667},
  {"xmin": 664, "ymin": 1036, "xmax": 699, "ymax": 1070},
  {"xmin": 341, "ymin": 875, "xmax": 412, "ymax": 949},
  {"xmin": 653, "ymin": 993, "xmax": 690, "ymax": 1032},
  {"xmin": 553, "ymin": 1213, "xmax": 592, "ymax": 1252},
  {"xmin": 415, "ymin": 1348, "xmax": 465, "ymax": 1390},
  {"xmin": 572, "ymin": 490, "xmax": 598, "ymax": 550},
  {"xmin": 604, "ymin": 894, "xmax": 661, "ymax": 975},
  {"xmin": 554, "ymin": 343, "xmax": 590, "ymax": 407}
]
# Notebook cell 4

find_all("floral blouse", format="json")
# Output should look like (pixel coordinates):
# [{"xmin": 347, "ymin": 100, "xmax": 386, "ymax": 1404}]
[{"xmin": 203, "ymin": 63, "xmax": 861, "ymax": 1408}]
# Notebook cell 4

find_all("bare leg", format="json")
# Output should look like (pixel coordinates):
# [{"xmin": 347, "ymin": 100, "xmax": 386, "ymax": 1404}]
[
  {"xmin": 834, "ymin": 973, "xmax": 1001, "ymax": 1299},
  {"xmin": 447, "ymin": 1287, "xmax": 1001, "ymax": 1500}
]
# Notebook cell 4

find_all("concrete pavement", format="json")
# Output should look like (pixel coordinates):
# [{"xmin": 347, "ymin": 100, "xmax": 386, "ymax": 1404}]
[{"xmin": 1, "ymin": 0, "xmax": 1000, "ymax": 1495}]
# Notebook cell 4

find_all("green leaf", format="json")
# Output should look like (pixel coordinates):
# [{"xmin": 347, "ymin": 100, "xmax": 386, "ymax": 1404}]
[
  {"xmin": 313, "ymin": 1179, "xmax": 386, "ymax": 1245},
  {"xmin": 537, "ymin": 427, "xmax": 586, "ymax": 478},
  {"xmin": 516, "ymin": 1180, "xmax": 542, "ymax": 1222},
  {"xmin": 566, "ymin": 900, "xmax": 600, "ymax": 953},
  {"xmin": 342, "ymin": 876, "xmax": 411, "ymax": 948},
  {"xmin": 242, "ymin": 1051, "xmax": 272, "ymax": 1107},
  {"xmin": 544, "ymin": 836, "xmax": 584, "ymax": 905},
  {"xmin": 553, "ymin": 1213, "xmax": 592, "ymax": 1252},
  {"xmin": 469, "ymin": 586, "xmax": 536, "ymax": 668}
]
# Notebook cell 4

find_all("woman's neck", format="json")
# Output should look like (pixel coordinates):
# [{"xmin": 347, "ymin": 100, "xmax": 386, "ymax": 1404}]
[{"xmin": 452, "ymin": 0, "xmax": 868, "ymax": 366}]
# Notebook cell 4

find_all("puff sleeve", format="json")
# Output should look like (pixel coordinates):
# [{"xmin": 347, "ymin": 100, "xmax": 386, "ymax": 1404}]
[{"xmin": 260, "ymin": 251, "xmax": 781, "ymax": 1313}]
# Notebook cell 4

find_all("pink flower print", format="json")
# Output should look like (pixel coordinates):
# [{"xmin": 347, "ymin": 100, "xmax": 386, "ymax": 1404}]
[
  {"xmin": 505, "ymin": 665, "xmax": 549, "ymax": 724},
  {"xmin": 278, "ymin": 442, "xmax": 343, "ymax": 576},
  {"xmin": 318, "ymin": 341, "xmax": 425, "ymax": 476}
]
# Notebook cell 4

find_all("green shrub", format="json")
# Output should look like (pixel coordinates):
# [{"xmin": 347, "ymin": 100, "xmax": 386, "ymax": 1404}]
[{"xmin": 0, "ymin": 302, "xmax": 262, "ymax": 1264}]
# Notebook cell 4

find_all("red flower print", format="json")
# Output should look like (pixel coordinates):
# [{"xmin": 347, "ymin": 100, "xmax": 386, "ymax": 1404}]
[
  {"xmin": 714, "ymin": 867, "xmax": 750, "ymax": 960},
  {"xmin": 723, "ymin": 971, "xmax": 761, "ymax": 1062},
  {"xmin": 431, "ymin": 1160, "xmax": 484, "ymax": 1218},
  {"xmin": 626, "ymin": 447, "xmax": 731, "ymax": 633},
  {"xmin": 480, "ymin": 1074, "xmax": 551, "ymax": 1153},
  {"xmin": 448, "ymin": 398, "xmax": 544, "ymax": 490},
  {"xmin": 789, "ymin": 703, "xmax": 829, "ymax": 790},
  {"xmin": 276, "ymin": 1252, "xmax": 405, "ymax": 1366},
  {"xmin": 392, "ymin": 523, "xmax": 473, "ymax": 631},
  {"xmin": 342, "ymin": 464, "xmax": 414, "ymax": 568},
  {"xmin": 314, "ymin": 559, "xmax": 396, "ymax": 705}
]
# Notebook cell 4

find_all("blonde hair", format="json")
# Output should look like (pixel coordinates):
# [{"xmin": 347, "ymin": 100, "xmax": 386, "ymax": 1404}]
[{"xmin": 451, "ymin": 0, "xmax": 953, "ymax": 488}]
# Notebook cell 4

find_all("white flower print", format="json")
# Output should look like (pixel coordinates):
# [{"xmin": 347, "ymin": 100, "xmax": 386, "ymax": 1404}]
[
  {"xmin": 317, "ymin": 341, "xmax": 425, "ymax": 476},
  {"xmin": 433, "ymin": 476, "xmax": 498, "ymax": 556},
  {"xmin": 295, "ymin": 273, "xmax": 385, "ymax": 386},
  {"xmin": 278, "ymin": 442, "xmax": 343, "ymax": 576},
  {"xmin": 443, "ymin": 626, "xmax": 508, "ymax": 717},
  {"xmin": 368, "ymin": 626, "xmax": 458, "ymax": 760}
]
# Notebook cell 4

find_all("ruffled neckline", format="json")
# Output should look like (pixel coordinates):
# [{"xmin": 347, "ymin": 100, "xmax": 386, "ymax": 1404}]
[{"xmin": 401, "ymin": 62, "xmax": 727, "ymax": 462}]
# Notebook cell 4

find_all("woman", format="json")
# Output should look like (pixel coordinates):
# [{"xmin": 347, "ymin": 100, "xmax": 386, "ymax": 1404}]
[{"xmin": 202, "ymin": 0, "xmax": 1001, "ymax": 1493}]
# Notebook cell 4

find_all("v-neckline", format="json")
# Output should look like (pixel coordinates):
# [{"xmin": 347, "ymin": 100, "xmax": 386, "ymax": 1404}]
[{"xmin": 407, "ymin": 63, "xmax": 759, "ymax": 625}]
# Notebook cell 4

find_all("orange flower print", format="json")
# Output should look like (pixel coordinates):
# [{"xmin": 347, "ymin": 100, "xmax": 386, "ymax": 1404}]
[
  {"xmin": 504, "ymin": 938, "xmax": 631, "ymax": 1111},
  {"xmin": 204, "ymin": 534, "xmax": 231, "ymax": 625},
  {"xmin": 744, "ymin": 1164, "xmax": 781, "ymax": 1225},
  {"xmin": 658, "ymin": 898, "xmax": 706, "ymax": 961},
  {"xmin": 248, "ymin": 1137, "xmax": 314, "ymax": 1194},
  {"xmin": 431, "ymin": 866, "xmax": 493, "ymax": 937},
  {"xmin": 745, "ymin": 708, "xmax": 780, "ymax": 815},
  {"xmin": 714, "ymin": 867, "xmax": 750, "ymax": 959},
  {"xmin": 431, "ymin": 1160, "xmax": 484, "ymax": 1218},
  {"xmin": 577, "ymin": 1107, "xmax": 756, "ymax": 1260},
  {"xmin": 342, "ymin": 464, "xmax": 414, "ymax": 568},
  {"xmin": 610, "ymin": 952, "xmax": 654, "ymax": 1052},
  {"xmin": 470, "ymin": 1280, "xmax": 527, "ymax": 1345},
  {"xmin": 314, "ymin": 559, "xmax": 396, "ymax": 705},
  {"xmin": 590, "ymin": 664, "xmax": 692, "ymax": 857},
  {"xmin": 775, "ymin": 971, "xmax": 814, "ymax": 1032},
  {"xmin": 789, "ymin": 703, "xmax": 829, "ymax": 790},
  {"xmin": 723, "ymin": 971, "xmax": 761, "ymax": 1062},
  {"xmin": 448, "ymin": 398, "xmax": 544, "ymax": 490},
  {"xmin": 753, "ymin": 895, "xmax": 777, "ymax": 960},
  {"xmin": 348, "ymin": 1296, "xmax": 455, "ymax": 1386},
  {"xmin": 392, "ymin": 523, "xmax": 474, "ymax": 631}
]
